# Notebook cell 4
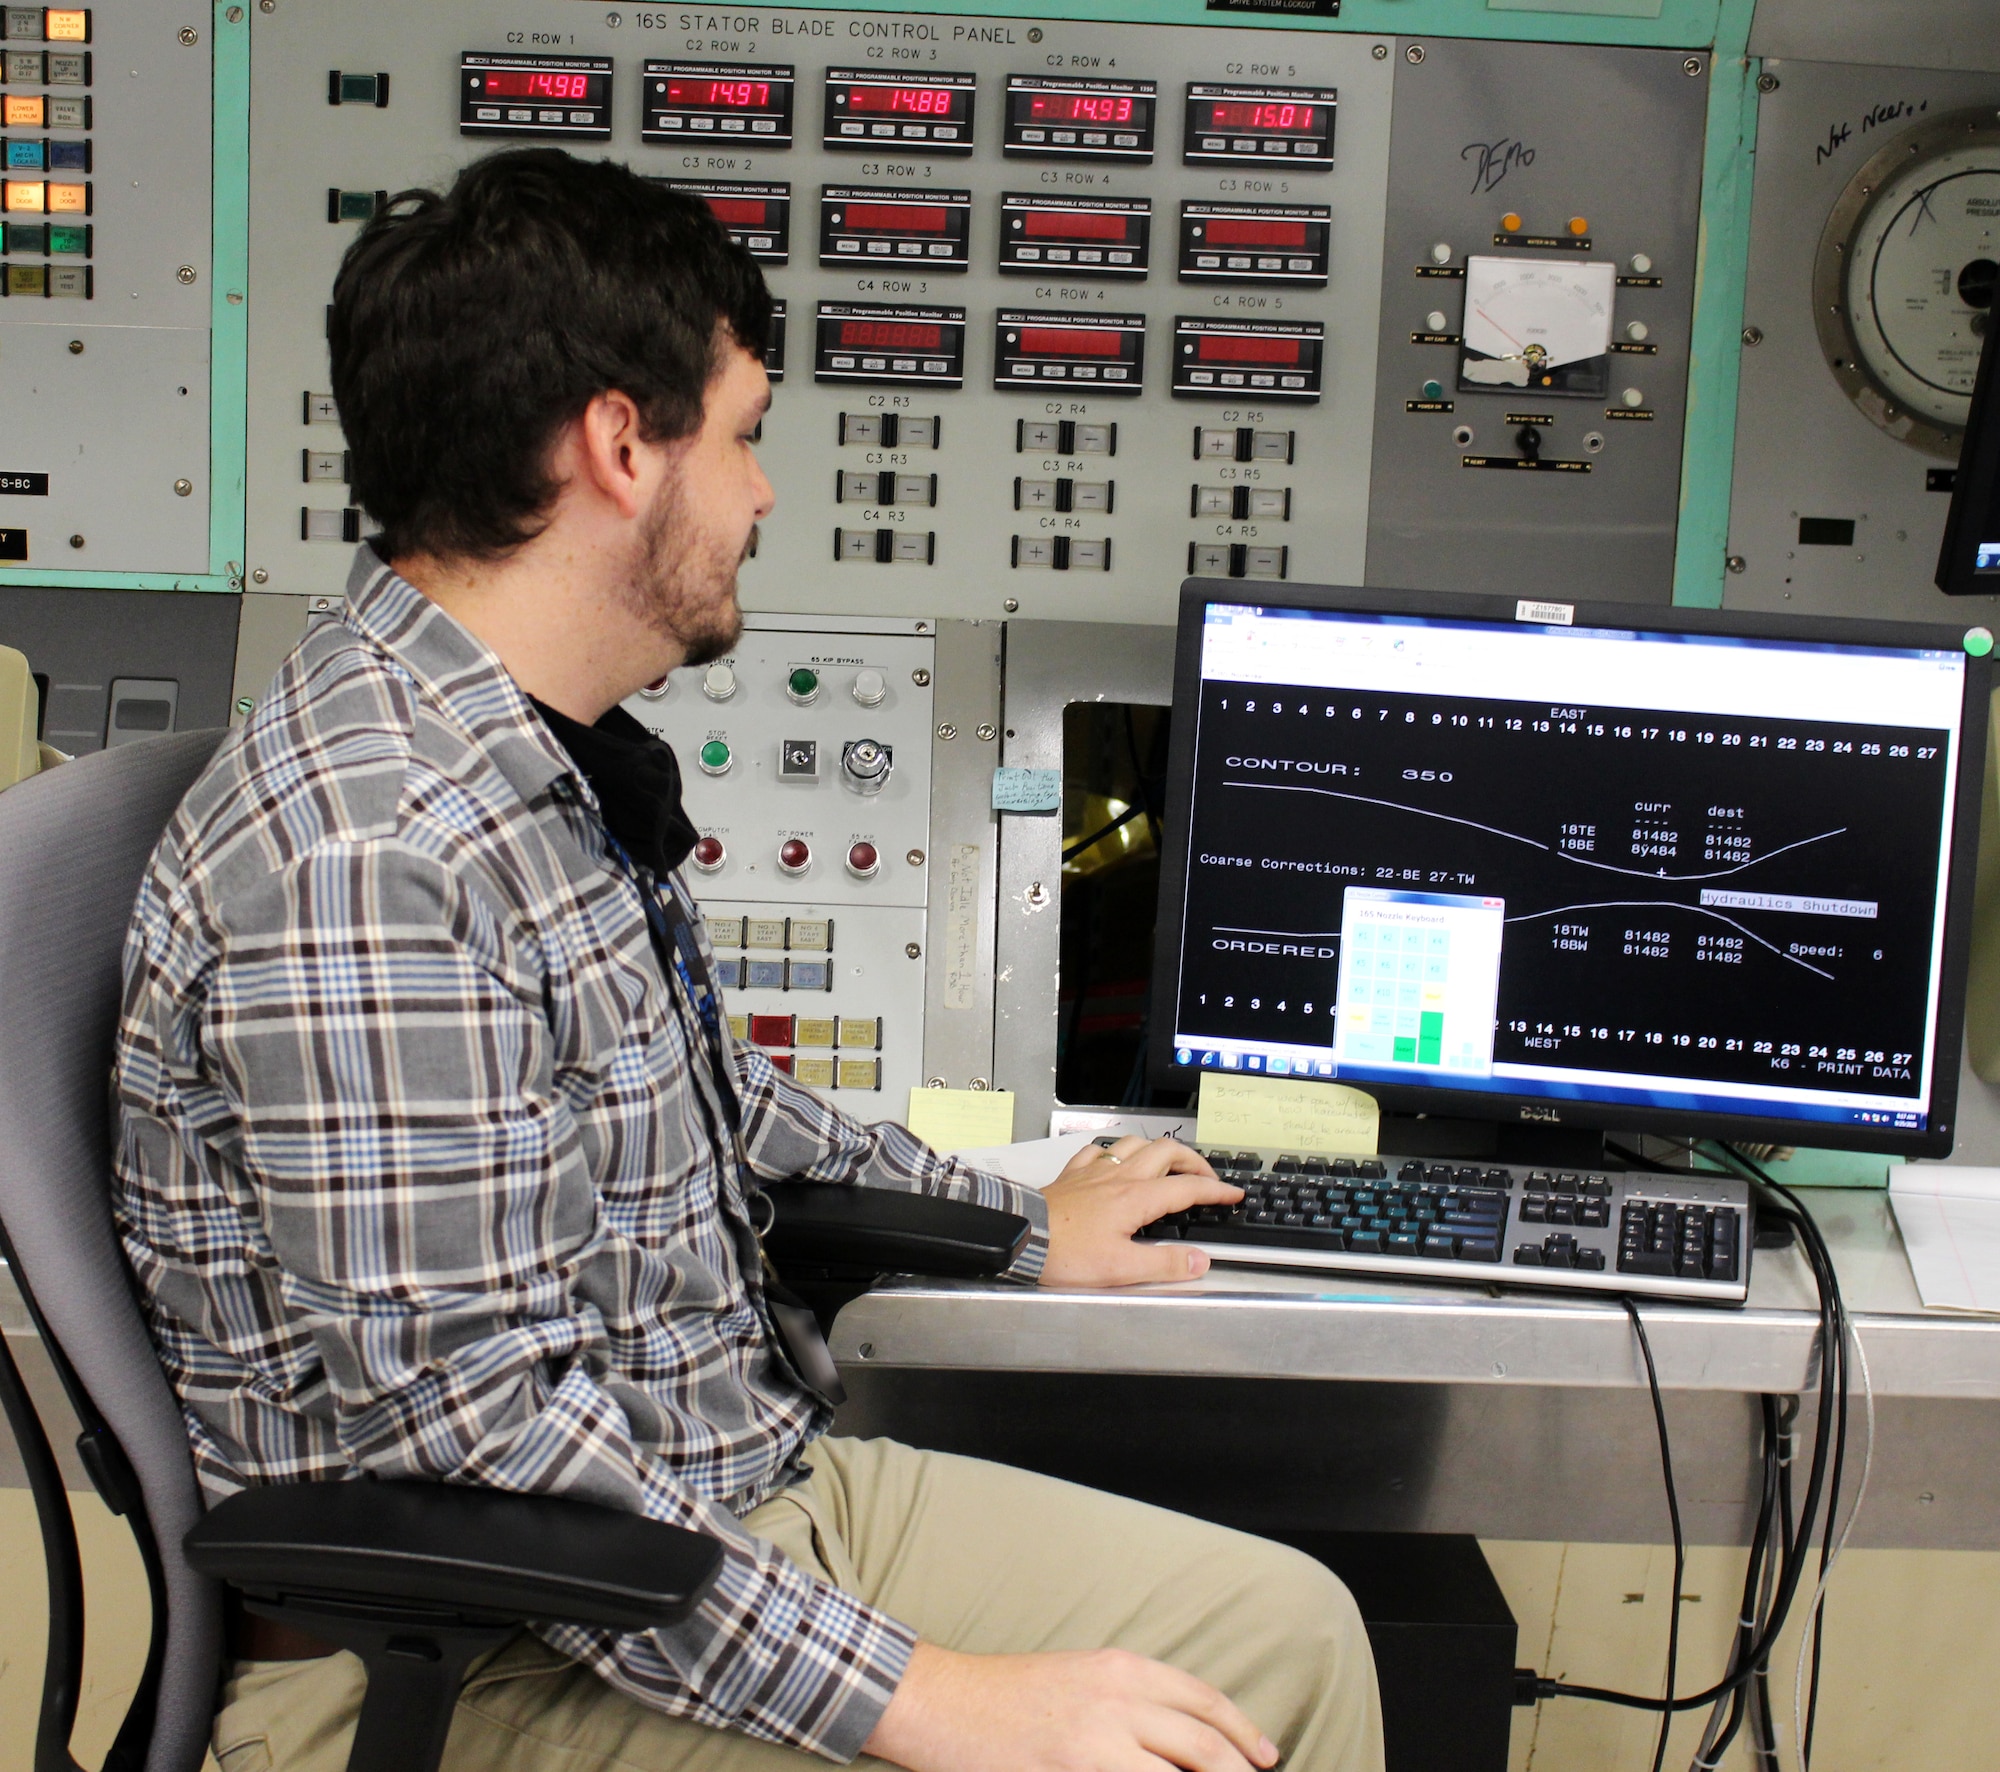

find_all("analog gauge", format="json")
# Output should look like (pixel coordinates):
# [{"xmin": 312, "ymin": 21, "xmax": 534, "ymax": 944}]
[{"xmin": 1813, "ymin": 107, "xmax": 2000, "ymax": 458}]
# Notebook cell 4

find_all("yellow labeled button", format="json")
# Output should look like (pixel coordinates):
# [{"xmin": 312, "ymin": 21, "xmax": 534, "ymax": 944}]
[
  {"xmin": 794, "ymin": 1017, "xmax": 836, "ymax": 1049},
  {"xmin": 706, "ymin": 915, "xmax": 745, "ymax": 949},
  {"xmin": 835, "ymin": 1016, "xmax": 880, "ymax": 1050},
  {"xmin": 4, "ymin": 181, "xmax": 44, "ymax": 212},
  {"xmin": 788, "ymin": 917, "xmax": 832, "ymax": 951},
  {"xmin": 7, "ymin": 262, "xmax": 44, "ymax": 294},
  {"xmin": 45, "ymin": 11, "xmax": 91, "ymax": 43},
  {"xmin": 793, "ymin": 1056, "xmax": 836, "ymax": 1088},
  {"xmin": 4, "ymin": 95, "xmax": 43, "ymax": 127},
  {"xmin": 746, "ymin": 916, "xmax": 787, "ymax": 950},
  {"xmin": 726, "ymin": 1013, "xmax": 749, "ymax": 1042},
  {"xmin": 46, "ymin": 180, "xmax": 84, "ymax": 213},
  {"xmin": 836, "ymin": 1057, "xmax": 881, "ymax": 1091}
]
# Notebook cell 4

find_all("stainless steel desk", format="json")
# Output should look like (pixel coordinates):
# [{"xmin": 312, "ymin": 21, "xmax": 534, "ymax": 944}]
[{"xmin": 829, "ymin": 1189, "xmax": 2000, "ymax": 1551}]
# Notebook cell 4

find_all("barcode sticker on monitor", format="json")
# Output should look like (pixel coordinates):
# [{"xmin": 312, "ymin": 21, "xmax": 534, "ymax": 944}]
[{"xmin": 1516, "ymin": 599, "xmax": 1574, "ymax": 625}]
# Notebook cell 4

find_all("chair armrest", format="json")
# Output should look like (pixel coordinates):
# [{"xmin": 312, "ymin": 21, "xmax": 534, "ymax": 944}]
[
  {"xmin": 185, "ymin": 1481, "xmax": 723, "ymax": 1632},
  {"xmin": 763, "ymin": 1183, "xmax": 1031, "ymax": 1278}
]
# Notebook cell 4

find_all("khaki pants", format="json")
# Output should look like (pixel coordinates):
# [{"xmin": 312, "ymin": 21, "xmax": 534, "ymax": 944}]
[{"xmin": 213, "ymin": 1436, "xmax": 1383, "ymax": 1772}]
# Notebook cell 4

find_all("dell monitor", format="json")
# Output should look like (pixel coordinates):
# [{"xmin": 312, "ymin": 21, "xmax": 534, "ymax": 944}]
[{"xmin": 1150, "ymin": 584, "xmax": 1992, "ymax": 1161}]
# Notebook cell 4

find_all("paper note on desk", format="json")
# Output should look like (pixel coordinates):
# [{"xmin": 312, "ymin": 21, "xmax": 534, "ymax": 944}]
[
  {"xmin": 905, "ymin": 1087, "xmax": 1017, "ymax": 1155},
  {"xmin": 1889, "ymin": 1166, "xmax": 2000, "ymax": 1314},
  {"xmin": 1195, "ymin": 1073, "xmax": 1379, "ymax": 1155}
]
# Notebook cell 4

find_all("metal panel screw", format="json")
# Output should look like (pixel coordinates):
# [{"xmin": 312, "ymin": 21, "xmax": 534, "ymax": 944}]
[
  {"xmin": 251, "ymin": 567, "xmax": 269, "ymax": 583},
  {"xmin": 905, "ymin": 942, "xmax": 922, "ymax": 959},
  {"xmin": 1684, "ymin": 57, "xmax": 1703, "ymax": 76},
  {"xmin": 936, "ymin": 722, "xmax": 957, "ymax": 740},
  {"xmin": 976, "ymin": 722, "xmax": 997, "ymax": 742},
  {"xmin": 67, "ymin": 339, "xmax": 82, "ymax": 354},
  {"xmin": 1742, "ymin": 325, "xmax": 1764, "ymax": 346},
  {"xmin": 312, "ymin": 597, "xmax": 333, "ymax": 610},
  {"xmin": 1756, "ymin": 72, "xmax": 1779, "ymax": 92},
  {"xmin": 177, "ymin": 265, "xmax": 198, "ymax": 284},
  {"xmin": 969, "ymin": 1077, "xmax": 990, "ymax": 1091},
  {"xmin": 925, "ymin": 1076, "xmax": 946, "ymax": 1088},
  {"xmin": 68, "ymin": 534, "xmax": 84, "ymax": 548},
  {"xmin": 911, "ymin": 668, "xmax": 931, "ymax": 686},
  {"xmin": 225, "ymin": 5, "xmax": 243, "ymax": 21},
  {"xmin": 258, "ymin": 0, "xmax": 275, "ymax": 10},
  {"xmin": 173, "ymin": 478, "xmax": 193, "ymax": 497},
  {"xmin": 906, "ymin": 848, "xmax": 925, "ymax": 866},
  {"xmin": 1003, "ymin": 597, "xmax": 1019, "ymax": 612},
  {"xmin": 235, "ymin": 697, "xmax": 255, "ymax": 716},
  {"xmin": 1026, "ymin": 27, "xmax": 1042, "ymax": 41},
  {"xmin": 857, "ymin": 1342, "xmax": 875, "ymax": 1360},
  {"xmin": 1026, "ymin": 881, "xmax": 1051, "ymax": 908},
  {"xmin": 1405, "ymin": 44, "xmax": 1425, "ymax": 64},
  {"xmin": 1726, "ymin": 554, "xmax": 1747, "ymax": 574},
  {"xmin": 179, "ymin": 26, "xmax": 200, "ymax": 45},
  {"xmin": 1372, "ymin": 43, "xmax": 1388, "ymax": 60}
]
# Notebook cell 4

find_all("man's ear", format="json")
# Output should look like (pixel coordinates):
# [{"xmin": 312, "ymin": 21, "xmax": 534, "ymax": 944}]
[{"xmin": 570, "ymin": 389, "xmax": 650, "ymax": 521}]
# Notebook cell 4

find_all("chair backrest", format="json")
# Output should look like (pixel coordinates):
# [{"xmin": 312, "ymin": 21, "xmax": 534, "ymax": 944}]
[{"xmin": 0, "ymin": 729, "xmax": 228, "ymax": 1772}]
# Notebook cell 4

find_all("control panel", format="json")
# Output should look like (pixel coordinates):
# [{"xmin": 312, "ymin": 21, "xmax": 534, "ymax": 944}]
[{"xmin": 621, "ymin": 616, "xmax": 935, "ymax": 1120}]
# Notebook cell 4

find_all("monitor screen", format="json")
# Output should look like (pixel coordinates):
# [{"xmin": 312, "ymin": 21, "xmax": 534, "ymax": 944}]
[
  {"xmin": 1937, "ymin": 307, "xmax": 2000, "ymax": 597},
  {"xmin": 1151, "ymin": 585, "xmax": 1992, "ymax": 1156}
]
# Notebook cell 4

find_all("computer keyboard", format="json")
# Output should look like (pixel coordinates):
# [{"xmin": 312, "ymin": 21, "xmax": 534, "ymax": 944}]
[{"xmin": 1133, "ymin": 1151, "xmax": 1751, "ymax": 1305}]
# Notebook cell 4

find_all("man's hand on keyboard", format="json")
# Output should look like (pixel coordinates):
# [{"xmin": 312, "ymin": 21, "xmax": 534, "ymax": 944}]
[{"xmin": 1039, "ymin": 1137, "xmax": 1240, "ymax": 1286}]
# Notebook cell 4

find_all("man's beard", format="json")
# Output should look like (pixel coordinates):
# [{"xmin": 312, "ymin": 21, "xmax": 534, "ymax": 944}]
[{"xmin": 619, "ymin": 474, "xmax": 754, "ymax": 668}]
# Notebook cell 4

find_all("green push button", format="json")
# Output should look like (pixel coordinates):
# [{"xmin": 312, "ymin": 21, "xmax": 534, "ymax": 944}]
[
  {"xmin": 698, "ymin": 737, "xmax": 733, "ymax": 776},
  {"xmin": 787, "ymin": 666, "xmax": 821, "ymax": 704},
  {"xmin": 1422, "ymin": 379, "xmax": 1444, "ymax": 400}
]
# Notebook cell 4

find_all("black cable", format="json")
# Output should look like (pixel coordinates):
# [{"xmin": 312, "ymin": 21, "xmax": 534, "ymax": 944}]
[
  {"xmin": 1622, "ymin": 1297, "xmax": 1683, "ymax": 1772},
  {"xmin": 1698, "ymin": 1395, "xmax": 1781, "ymax": 1769}
]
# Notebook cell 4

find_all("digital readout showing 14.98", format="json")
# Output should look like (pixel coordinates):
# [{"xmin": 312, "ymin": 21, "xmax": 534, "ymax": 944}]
[{"xmin": 1177, "ymin": 683, "xmax": 1954, "ymax": 1104}]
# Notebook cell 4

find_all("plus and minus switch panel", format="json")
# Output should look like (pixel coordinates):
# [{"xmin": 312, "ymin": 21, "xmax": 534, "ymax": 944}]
[{"xmin": 621, "ymin": 615, "xmax": 934, "ymax": 1119}]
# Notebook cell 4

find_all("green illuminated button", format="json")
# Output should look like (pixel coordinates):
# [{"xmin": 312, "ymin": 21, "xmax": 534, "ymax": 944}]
[
  {"xmin": 786, "ymin": 666, "xmax": 820, "ymax": 705},
  {"xmin": 1422, "ymin": 379, "xmax": 1444, "ymax": 400},
  {"xmin": 698, "ymin": 738, "xmax": 733, "ymax": 775},
  {"xmin": 1965, "ymin": 627, "xmax": 1994, "ymax": 658}
]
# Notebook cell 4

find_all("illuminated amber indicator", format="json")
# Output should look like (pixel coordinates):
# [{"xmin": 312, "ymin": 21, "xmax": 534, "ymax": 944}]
[
  {"xmin": 46, "ymin": 180, "xmax": 84, "ymax": 213},
  {"xmin": 2, "ymin": 96, "xmax": 41, "ymax": 127},
  {"xmin": 44, "ymin": 10, "xmax": 90, "ymax": 42},
  {"xmin": 3, "ymin": 181, "xmax": 42, "ymax": 211}
]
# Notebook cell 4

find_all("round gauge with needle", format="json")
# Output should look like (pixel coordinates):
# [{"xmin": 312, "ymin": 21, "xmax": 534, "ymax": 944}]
[
  {"xmin": 1814, "ymin": 107, "xmax": 2000, "ymax": 458},
  {"xmin": 1458, "ymin": 255, "xmax": 1617, "ymax": 397}
]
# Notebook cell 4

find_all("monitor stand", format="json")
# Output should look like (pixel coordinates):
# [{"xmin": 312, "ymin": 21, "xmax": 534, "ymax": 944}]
[{"xmin": 1378, "ymin": 1111, "xmax": 1619, "ymax": 1172}]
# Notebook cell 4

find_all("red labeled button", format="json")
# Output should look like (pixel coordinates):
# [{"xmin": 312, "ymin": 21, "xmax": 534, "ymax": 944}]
[
  {"xmin": 749, "ymin": 1014, "xmax": 795, "ymax": 1048},
  {"xmin": 769, "ymin": 1053, "xmax": 795, "ymax": 1074},
  {"xmin": 845, "ymin": 840, "xmax": 880, "ymax": 879},
  {"xmin": 690, "ymin": 835, "xmax": 725, "ymax": 873},
  {"xmin": 778, "ymin": 837, "xmax": 812, "ymax": 875}
]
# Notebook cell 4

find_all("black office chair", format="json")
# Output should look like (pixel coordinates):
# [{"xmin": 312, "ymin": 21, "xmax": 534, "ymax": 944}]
[{"xmin": 0, "ymin": 730, "xmax": 1028, "ymax": 1772}]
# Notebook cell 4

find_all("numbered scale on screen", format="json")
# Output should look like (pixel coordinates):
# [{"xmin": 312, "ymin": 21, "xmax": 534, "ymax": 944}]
[
  {"xmin": 997, "ymin": 193, "xmax": 1150, "ymax": 279},
  {"xmin": 1001, "ymin": 74, "xmax": 1156, "ymax": 163},
  {"xmin": 822, "ymin": 68, "xmax": 976, "ymax": 154},
  {"xmin": 459, "ymin": 51, "xmax": 612, "ymax": 140},
  {"xmin": 1181, "ymin": 83, "xmax": 1336, "ymax": 168},
  {"xmin": 1178, "ymin": 202, "xmax": 1330, "ymax": 288},
  {"xmin": 994, "ymin": 311, "xmax": 1146, "ymax": 392},
  {"xmin": 661, "ymin": 180, "xmax": 790, "ymax": 264},
  {"xmin": 814, "ymin": 303, "xmax": 966, "ymax": 388},
  {"xmin": 1171, "ymin": 317, "xmax": 1324, "ymax": 399},
  {"xmin": 819, "ymin": 186, "xmax": 971, "ymax": 270},
  {"xmin": 641, "ymin": 60, "xmax": 795, "ymax": 146}
]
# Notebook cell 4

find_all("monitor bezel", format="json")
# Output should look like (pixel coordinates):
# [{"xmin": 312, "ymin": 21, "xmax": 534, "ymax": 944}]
[{"xmin": 1147, "ymin": 579, "xmax": 1993, "ymax": 1159}]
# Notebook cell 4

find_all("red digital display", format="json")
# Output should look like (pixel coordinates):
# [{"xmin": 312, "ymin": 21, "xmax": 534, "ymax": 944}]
[
  {"xmin": 844, "ymin": 202, "xmax": 948, "ymax": 234},
  {"xmin": 705, "ymin": 197, "xmax": 769, "ymax": 226},
  {"xmin": 1206, "ymin": 217, "xmax": 1308, "ymax": 248},
  {"xmin": 1027, "ymin": 92, "xmax": 1136, "ymax": 124},
  {"xmin": 1196, "ymin": 333, "xmax": 1302, "ymax": 365},
  {"xmin": 1023, "ymin": 209, "xmax": 1131, "ymax": 242},
  {"xmin": 665, "ymin": 78, "xmax": 773, "ymax": 110},
  {"xmin": 1205, "ymin": 101, "xmax": 1318, "ymax": 132},
  {"xmin": 483, "ymin": 69, "xmax": 598, "ymax": 101},
  {"xmin": 840, "ymin": 320, "xmax": 944, "ymax": 351},
  {"xmin": 1021, "ymin": 327, "xmax": 1124, "ymax": 358},
  {"xmin": 848, "ymin": 85, "xmax": 959, "ymax": 115}
]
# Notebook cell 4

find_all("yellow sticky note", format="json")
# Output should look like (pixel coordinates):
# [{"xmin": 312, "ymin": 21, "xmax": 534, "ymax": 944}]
[
  {"xmin": 1195, "ymin": 1072, "xmax": 1379, "ymax": 1156},
  {"xmin": 905, "ymin": 1087, "xmax": 1017, "ymax": 1155}
]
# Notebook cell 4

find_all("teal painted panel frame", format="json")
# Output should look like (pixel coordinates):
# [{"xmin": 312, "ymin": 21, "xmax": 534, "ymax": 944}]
[{"xmin": 0, "ymin": 0, "xmax": 249, "ymax": 593}]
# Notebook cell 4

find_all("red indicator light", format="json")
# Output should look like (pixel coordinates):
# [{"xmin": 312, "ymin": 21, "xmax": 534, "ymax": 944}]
[
  {"xmin": 844, "ymin": 202, "xmax": 949, "ymax": 234},
  {"xmin": 1027, "ymin": 91, "xmax": 1136, "ymax": 124},
  {"xmin": 1196, "ymin": 333, "xmax": 1302, "ymax": 365},
  {"xmin": 750, "ymin": 1014, "xmax": 795, "ymax": 1047},
  {"xmin": 1206, "ymin": 217, "xmax": 1309, "ymax": 248},
  {"xmin": 483, "ymin": 69, "xmax": 596, "ymax": 101},
  {"xmin": 705, "ymin": 197, "xmax": 769, "ymax": 226},
  {"xmin": 839, "ymin": 320, "xmax": 945, "ymax": 351},
  {"xmin": 1023, "ymin": 208, "xmax": 1130, "ymax": 242},
  {"xmin": 1206, "ymin": 101, "xmax": 1317, "ymax": 132},
  {"xmin": 665, "ymin": 77, "xmax": 772, "ymax": 110},
  {"xmin": 846, "ymin": 841, "xmax": 881, "ymax": 879},
  {"xmin": 1020, "ymin": 327, "xmax": 1124, "ymax": 358},
  {"xmin": 690, "ymin": 835, "xmax": 726, "ymax": 872},
  {"xmin": 777, "ymin": 838, "xmax": 813, "ymax": 876},
  {"xmin": 847, "ymin": 85, "xmax": 958, "ymax": 115}
]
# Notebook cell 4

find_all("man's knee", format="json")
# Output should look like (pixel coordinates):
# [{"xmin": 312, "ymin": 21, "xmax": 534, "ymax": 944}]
[{"xmin": 1248, "ymin": 1541, "xmax": 1370, "ymax": 1662}]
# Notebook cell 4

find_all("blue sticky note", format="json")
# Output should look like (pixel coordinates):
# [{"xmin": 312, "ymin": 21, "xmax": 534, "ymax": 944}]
[{"xmin": 991, "ymin": 766, "xmax": 1062, "ymax": 814}]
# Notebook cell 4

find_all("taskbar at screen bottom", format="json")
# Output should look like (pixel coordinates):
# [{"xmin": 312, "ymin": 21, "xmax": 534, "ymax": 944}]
[{"xmin": 1168, "ymin": 1038, "xmax": 1930, "ymax": 1133}]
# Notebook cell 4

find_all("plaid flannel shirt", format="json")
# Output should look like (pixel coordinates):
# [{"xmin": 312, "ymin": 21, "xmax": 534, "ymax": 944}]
[{"xmin": 111, "ymin": 546, "xmax": 1049, "ymax": 1760}]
